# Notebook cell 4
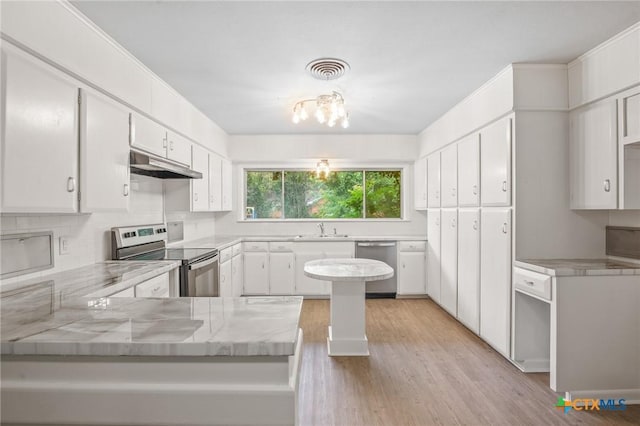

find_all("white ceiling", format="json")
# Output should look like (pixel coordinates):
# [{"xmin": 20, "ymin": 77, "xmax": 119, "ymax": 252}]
[{"xmin": 72, "ymin": 1, "xmax": 640, "ymax": 135}]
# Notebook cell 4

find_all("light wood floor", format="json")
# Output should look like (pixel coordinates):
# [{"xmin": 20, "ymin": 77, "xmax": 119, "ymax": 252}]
[{"xmin": 298, "ymin": 299, "xmax": 640, "ymax": 426}]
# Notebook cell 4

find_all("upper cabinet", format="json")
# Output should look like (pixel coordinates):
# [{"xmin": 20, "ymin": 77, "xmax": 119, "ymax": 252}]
[
  {"xmin": 618, "ymin": 87, "xmax": 640, "ymax": 209},
  {"xmin": 209, "ymin": 153, "xmax": 223, "ymax": 211},
  {"xmin": 480, "ymin": 117, "xmax": 512, "ymax": 207},
  {"xmin": 427, "ymin": 153, "xmax": 441, "ymax": 208},
  {"xmin": 413, "ymin": 157, "xmax": 428, "ymax": 210},
  {"xmin": 191, "ymin": 144, "xmax": 210, "ymax": 212},
  {"xmin": 167, "ymin": 131, "xmax": 192, "ymax": 167},
  {"xmin": 1, "ymin": 45, "xmax": 79, "ymax": 213},
  {"xmin": 130, "ymin": 113, "xmax": 192, "ymax": 168},
  {"xmin": 457, "ymin": 133, "xmax": 480, "ymax": 207},
  {"xmin": 440, "ymin": 145, "xmax": 458, "ymax": 207},
  {"xmin": 569, "ymin": 97, "xmax": 618, "ymax": 209},
  {"xmin": 222, "ymin": 158, "xmax": 233, "ymax": 211},
  {"xmin": 618, "ymin": 87, "xmax": 640, "ymax": 146},
  {"xmin": 80, "ymin": 88, "xmax": 130, "ymax": 212}
]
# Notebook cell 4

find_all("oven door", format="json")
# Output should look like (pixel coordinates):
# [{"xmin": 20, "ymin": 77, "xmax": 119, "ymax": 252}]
[{"xmin": 185, "ymin": 254, "xmax": 219, "ymax": 297}]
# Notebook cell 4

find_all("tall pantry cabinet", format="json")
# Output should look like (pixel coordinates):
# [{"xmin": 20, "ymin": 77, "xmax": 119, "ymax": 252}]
[{"xmin": 420, "ymin": 65, "xmax": 606, "ymax": 360}]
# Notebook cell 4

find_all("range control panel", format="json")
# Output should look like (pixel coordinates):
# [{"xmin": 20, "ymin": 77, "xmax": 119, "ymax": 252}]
[{"xmin": 112, "ymin": 224, "xmax": 167, "ymax": 249}]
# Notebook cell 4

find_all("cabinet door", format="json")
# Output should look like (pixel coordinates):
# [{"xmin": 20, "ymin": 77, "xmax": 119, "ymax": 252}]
[
  {"xmin": 440, "ymin": 209, "xmax": 458, "ymax": 315},
  {"xmin": 481, "ymin": 117, "xmax": 512, "ymax": 206},
  {"xmin": 414, "ymin": 157, "xmax": 428, "ymax": 210},
  {"xmin": 219, "ymin": 260, "xmax": 232, "ymax": 297},
  {"xmin": 457, "ymin": 209, "xmax": 480, "ymax": 334},
  {"xmin": 221, "ymin": 158, "xmax": 233, "ymax": 211},
  {"xmin": 426, "ymin": 210, "xmax": 441, "ymax": 303},
  {"xmin": 1, "ymin": 46, "xmax": 79, "ymax": 213},
  {"xmin": 294, "ymin": 251, "xmax": 326, "ymax": 295},
  {"xmin": 569, "ymin": 98, "xmax": 618, "ymax": 209},
  {"xmin": 427, "ymin": 153, "xmax": 441, "ymax": 208},
  {"xmin": 397, "ymin": 251, "xmax": 426, "ymax": 295},
  {"xmin": 80, "ymin": 88, "xmax": 130, "ymax": 212},
  {"xmin": 440, "ymin": 145, "xmax": 458, "ymax": 207},
  {"xmin": 480, "ymin": 209, "xmax": 512, "ymax": 356},
  {"xmin": 618, "ymin": 87, "xmax": 640, "ymax": 145},
  {"xmin": 457, "ymin": 134, "xmax": 480, "ymax": 207},
  {"xmin": 167, "ymin": 131, "xmax": 192, "ymax": 167},
  {"xmin": 243, "ymin": 252, "xmax": 269, "ymax": 295},
  {"xmin": 269, "ymin": 252, "xmax": 295, "ymax": 295},
  {"xmin": 231, "ymin": 254, "xmax": 244, "ymax": 297},
  {"xmin": 130, "ymin": 112, "xmax": 167, "ymax": 158},
  {"xmin": 209, "ymin": 153, "xmax": 223, "ymax": 211},
  {"xmin": 191, "ymin": 144, "xmax": 209, "ymax": 212}
]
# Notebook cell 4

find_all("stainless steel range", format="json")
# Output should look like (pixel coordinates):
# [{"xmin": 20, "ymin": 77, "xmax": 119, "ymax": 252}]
[{"xmin": 111, "ymin": 224, "xmax": 219, "ymax": 297}]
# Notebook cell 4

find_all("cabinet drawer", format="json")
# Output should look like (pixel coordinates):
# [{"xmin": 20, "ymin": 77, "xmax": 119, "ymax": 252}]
[
  {"xmin": 136, "ymin": 273, "xmax": 170, "ymax": 298},
  {"xmin": 220, "ymin": 247, "xmax": 233, "ymax": 263},
  {"xmin": 514, "ymin": 267, "xmax": 551, "ymax": 301},
  {"xmin": 397, "ymin": 241, "xmax": 426, "ymax": 252},
  {"xmin": 243, "ymin": 241, "xmax": 268, "ymax": 252},
  {"xmin": 269, "ymin": 242, "xmax": 294, "ymax": 252},
  {"xmin": 232, "ymin": 243, "xmax": 242, "ymax": 257}
]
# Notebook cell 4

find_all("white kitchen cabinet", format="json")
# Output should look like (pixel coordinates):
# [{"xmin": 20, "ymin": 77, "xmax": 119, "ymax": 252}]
[
  {"xmin": 79, "ymin": 88, "xmax": 130, "ymax": 213},
  {"xmin": 457, "ymin": 133, "xmax": 480, "ymax": 207},
  {"xmin": 480, "ymin": 209, "xmax": 512, "ymax": 357},
  {"xmin": 440, "ymin": 145, "xmax": 458, "ymax": 207},
  {"xmin": 269, "ymin": 252, "xmax": 295, "ymax": 295},
  {"xmin": 209, "ymin": 153, "xmax": 223, "ymax": 211},
  {"xmin": 457, "ymin": 209, "xmax": 480, "ymax": 334},
  {"xmin": 569, "ymin": 97, "xmax": 618, "ymax": 209},
  {"xmin": 167, "ymin": 131, "xmax": 192, "ymax": 167},
  {"xmin": 243, "ymin": 251, "xmax": 269, "ymax": 295},
  {"xmin": 440, "ymin": 209, "xmax": 458, "ymax": 316},
  {"xmin": 414, "ymin": 157, "xmax": 428, "ymax": 210},
  {"xmin": 294, "ymin": 251, "xmax": 327, "ymax": 295},
  {"xmin": 397, "ymin": 242, "xmax": 426, "ymax": 295},
  {"xmin": 231, "ymin": 250, "xmax": 243, "ymax": 297},
  {"xmin": 1, "ymin": 45, "xmax": 79, "ymax": 213},
  {"xmin": 191, "ymin": 144, "xmax": 210, "ymax": 212},
  {"xmin": 129, "ymin": 112, "xmax": 167, "ymax": 158},
  {"xmin": 480, "ymin": 117, "xmax": 512, "ymax": 206},
  {"xmin": 135, "ymin": 273, "xmax": 170, "ymax": 298},
  {"xmin": 219, "ymin": 259, "xmax": 232, "ymax": 297},
  {"xmin": 618, "ymin": 86, "xmax": 640, "ymax": 145},
  {"xmin": 426, "ymin": 210, "xmax": 441, "ymax": 303},
  {"xmin": 221, "ymin": 158, "xmax": 233, "ymax": 211},
  {"xmin": 427, "ymin": 153, "xmax": 441, "ymax": 208}
]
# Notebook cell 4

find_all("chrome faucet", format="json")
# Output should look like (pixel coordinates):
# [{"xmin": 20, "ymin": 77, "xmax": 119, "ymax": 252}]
[{"xmin": 318, "ymin": 222, "xmax": 326, "ymax": 236}]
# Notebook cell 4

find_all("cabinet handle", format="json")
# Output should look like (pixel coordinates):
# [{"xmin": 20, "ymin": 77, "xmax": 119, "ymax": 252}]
[
  {"xmin": 435, "ymin": 190, "xmax": 439, "ymax": 199},
  {"xmin": 435, "ymin": 217, "xmax": 440, "ymax": 226},
  {"xmin": 194, "ymin": 193, "xmax": 198, "ymax": 202},
  {"xmin": 262, "ymin": 262, "xmax": 265, "ymax": 269},
  {"xmin": 123, "ymin": 184, "xmax": 129, "ymax": 197},
  {"xmin": 472, "ymin": 185, "xmax": 478, "ymax": 195},
  {"xmin": 162, "ymin": 137, "xmax": 167, "ymax": 148},
  {"xmin": 153, "ymin": 286, "xmax": 161, "ymax": 293},
  {"xmin": 67, "ymin": 177, "xmax": 76, "ymax": 193},
  {"xmin": 524, "ymin": 280, "xmax": 535, "ymax": 287},
  {"xmin": 402, "ymin": 263, "xmax": 405, "ymax": 269},
  {"xmin": 502, "ymin": 222, "xmax": 508, "ymax": 234},
  {"xmin": 221, "ymin": 275, "xmax": 226, "ymax": 283},
  {"xmin": 451, "ymin": 218, "xmax": 456, "ymax": 228},
  {"xmin": 451, "ymin": 188, "xmax": 456, "ymax": 197},
  {"xmin": 288, "ymin": 263, "xmax": 291, "ymax": 269},
  {"xmin": 502, "ymin": 180, "xmax": 508, "ymax": 192},
  {"xmin": 169, "ymin": 140, "xmax": 174, "ymax": 151},
  {"xmin": 604, "ymin": 179, "xmax": 611, "ymax": 193},
  {"xmin": 473, "ymin": 220, "xmax": 478, "ymax": 230}
]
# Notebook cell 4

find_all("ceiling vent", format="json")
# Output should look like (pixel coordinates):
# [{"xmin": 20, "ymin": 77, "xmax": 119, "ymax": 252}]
[{"xmin": 306, "ymin": 58, "xmax": 350, "ymax": 81}]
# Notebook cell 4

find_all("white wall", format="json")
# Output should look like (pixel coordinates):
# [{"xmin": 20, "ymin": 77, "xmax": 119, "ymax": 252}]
[
  {"xmin": 0, "ymin": 175, "xmax": 216, "ymax": 286},
  {"xmin": 219, "ymin": 134, "xmax": 427, "ymax": 237}
]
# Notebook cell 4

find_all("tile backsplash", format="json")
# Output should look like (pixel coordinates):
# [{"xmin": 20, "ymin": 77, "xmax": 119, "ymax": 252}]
[{"xmin": 0, "ymin": 175, "xmax": 217, "ymax": 286}]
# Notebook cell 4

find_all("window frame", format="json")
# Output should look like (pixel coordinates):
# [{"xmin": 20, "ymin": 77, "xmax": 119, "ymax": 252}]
[{"xmin": 239, "ymin": 163, "xmax": 408, "ymax": 222}]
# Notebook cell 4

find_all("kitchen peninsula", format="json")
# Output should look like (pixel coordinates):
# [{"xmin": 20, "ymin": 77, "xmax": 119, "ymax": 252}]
[{"xmin": 1, "ymin": 262, "xmax": 304, "ymax": 426}]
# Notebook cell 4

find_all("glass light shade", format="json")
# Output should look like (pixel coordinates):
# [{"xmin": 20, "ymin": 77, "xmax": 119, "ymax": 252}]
[
  {"xmin": 299, "ymin": 107, "xmax": 308, "ymax": 120},
  {"xmin": 292, "ymin": 113, "xmax": 300, "ymax": 124}
]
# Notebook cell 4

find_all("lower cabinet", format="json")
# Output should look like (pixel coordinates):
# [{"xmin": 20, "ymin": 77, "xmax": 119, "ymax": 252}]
[
  {"xmin": 396, "ymin": 242, "xmax": 426, "ymax": 295},
  {"xmin": 427, "ymin": 210, "xmax": 442, "ymax": 303},
  {"xmin": 269, "ymin": 251, "xmax": 295, "ymax": 295},
  {"xmin": 294, "ymin": 251, "xmax": 329, "ymax": 295},
  {"xmin": 219, "ymin": 259, "xmax": 232, "ymax": 297},
  {"xmin": 440, "ymin": 209, "xmax": 458, "ymax": 316},
  {"xmin": 135, "ymin": 273, "xmax": 171, "ymax": 298},
  {"xmin": 457, "ymin": 209, "xmax": 480, "ymax": 334},
  {"xmin": 231, "ymin": 252, "xmax": 243, "ymax": 297},
  {"xmin": 480, "ymin": 208, "xmax": 512, "ymax": 356},
  {"xmin": 243, "ymin": 250, "xmax": 269, "ymax": 295}
]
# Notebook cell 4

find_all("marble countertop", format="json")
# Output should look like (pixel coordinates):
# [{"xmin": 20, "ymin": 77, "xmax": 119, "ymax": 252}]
[
  {"xmin": 170, "ymin": 234, "xmax": 427, "ymax": 251},
  {"xmin": 1, "ymin": 296, "xmax": 303, "ymax": 357},
  {"xmin": 515, "ymin": 258, "xmax": 640, "ymax": 277},
  {"xmin": 304, "ymin": 258, "xmax": 394, "ymax": 282}
]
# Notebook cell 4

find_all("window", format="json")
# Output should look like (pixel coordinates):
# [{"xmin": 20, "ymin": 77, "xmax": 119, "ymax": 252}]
[{"xmin": 245, "ymin": 169, "xmax": 402, "ymax": 220}]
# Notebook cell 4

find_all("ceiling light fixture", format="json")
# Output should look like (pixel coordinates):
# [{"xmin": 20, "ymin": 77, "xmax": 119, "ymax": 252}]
[
  {"xmin": 292, "ymin": 92, "xmax": 350, "ymax": 128},
  {"xmin": 316, "ymin": 159, "xmax": 330, "ymax": 179}
]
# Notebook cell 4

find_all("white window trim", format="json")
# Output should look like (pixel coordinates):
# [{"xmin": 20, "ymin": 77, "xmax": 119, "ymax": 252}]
[{"xmin": 237, "ymin": 162, "xmax": 410, "ymax": 222}]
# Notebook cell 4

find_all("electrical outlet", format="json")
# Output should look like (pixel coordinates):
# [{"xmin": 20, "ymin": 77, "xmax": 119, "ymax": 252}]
[{"xmin": 59, "ymin": 237, "xmax": 70, "ymax": 255}]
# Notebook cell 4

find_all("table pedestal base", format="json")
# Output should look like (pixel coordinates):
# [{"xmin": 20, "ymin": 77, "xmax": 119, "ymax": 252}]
[{"xmin": 327, "ymin": 280, "xmax": 369, "ymax": 356}]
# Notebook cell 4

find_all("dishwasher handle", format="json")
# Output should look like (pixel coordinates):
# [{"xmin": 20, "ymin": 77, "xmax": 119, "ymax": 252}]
[{"xmin": 356, "ymin": 242, "xmax": 396, "ymax": 247}]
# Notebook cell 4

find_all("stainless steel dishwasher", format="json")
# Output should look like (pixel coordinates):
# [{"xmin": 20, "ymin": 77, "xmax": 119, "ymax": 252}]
[{"xmin": 355, "ymin": 241, "xmax": 397, "ymax": 298}]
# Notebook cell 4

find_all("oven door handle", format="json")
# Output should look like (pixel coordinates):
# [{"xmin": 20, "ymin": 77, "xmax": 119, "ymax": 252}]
[{"xmin": 189, "ymin": 255, "xmax": 218, "ymax": 271}]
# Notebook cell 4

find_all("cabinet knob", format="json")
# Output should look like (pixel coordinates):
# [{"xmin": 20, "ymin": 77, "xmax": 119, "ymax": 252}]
[
  {"xmin": 402, "ymin": 263, "xmax": 405, "ymax": 268},
  {"xmin": 169, "ymin": 141, "xmax": 174, "ymax": 151},
  {"xmin": 604, "ymin": 179, "xmax": 611, "ymax": 193},
  {"xmin": 123, "ymin": 184, "xmax": 129, "ymax": 197},
  {"xmin": 473, "ymin": 220, "xmax": 478, "ymax": 230},
  {"xmin": 67, "ymin": 177, "xmax": 76, "ymax": 193},
  {"xmin": 502, "ymin": 222, "xmax": 508, "ymax": 234},
  {"xmin": 194, "ymin": 193, "xmax": 198, "ymax": 201},
  {"xmin": 451, "ymin": 218, "xmax": 456, "ymax": 228},
  {"xmin": 451, "ymin": 188, "xmax": 456, "ymax": 197},
  {"xmin": 435, "ymin": 190, "xmax": 439, "ymax": 199},
  {"xmin": 472, "ymin": 185, "xmax": 478, "ymax": 195},
  {"xmin": 502, "ymin": 180, "xmax": 508, "ymax": 192}
]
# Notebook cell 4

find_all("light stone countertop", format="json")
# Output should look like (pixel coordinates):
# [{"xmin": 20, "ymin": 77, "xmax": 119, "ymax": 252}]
[
  {"xmin": 1, "ymin": 261, "xmax": 303, "ymax": 357},
  {"xmin": 515, "ymin": 258, "xmax": 640, "ymax": 277},
  {"xmin": 303, "ymin": 258, "xmax": 394, "ymax": 282}
]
